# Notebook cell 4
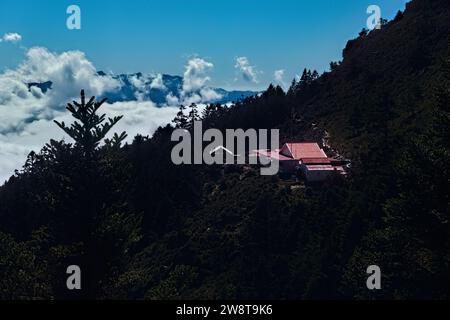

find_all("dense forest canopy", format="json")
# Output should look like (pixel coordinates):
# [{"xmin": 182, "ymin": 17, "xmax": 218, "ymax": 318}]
[{"xmin": 0, "ymin": 0, "xmax": 449, "ymax": 299}]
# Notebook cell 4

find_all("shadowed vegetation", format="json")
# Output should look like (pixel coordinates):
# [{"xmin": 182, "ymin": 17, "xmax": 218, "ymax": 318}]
[{"xmin": 0, "ymin": 0, "xmax": 449, "ymax": 299}]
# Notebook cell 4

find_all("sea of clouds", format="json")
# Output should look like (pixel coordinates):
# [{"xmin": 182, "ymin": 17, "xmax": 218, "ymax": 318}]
[
  {"xmin": 0, "ymin": 25, "xmax": 285, "ymax": 184},
  {"xmin": 0, "ymin": 46, "xmax": 223, "ymax": 183}
]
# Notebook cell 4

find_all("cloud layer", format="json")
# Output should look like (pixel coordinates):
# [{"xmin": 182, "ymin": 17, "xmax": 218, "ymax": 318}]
[
  {"xmin": 0, "ymin": 47, "xmax": 179, "ymax": 183},
  {"xmin": 0, "ymin": 47, "xmax": 120, "ymax": 134},
  {"xmin": 168, "ymin": 57, "xmax": 222, "ymax": 106},
  {"xmin": 0, "ymin": 46, "xmax": 255, "ymax": 183},
  {"xmin": 235, "ymin": 56, "xmax": 260, "ymax": 83}
]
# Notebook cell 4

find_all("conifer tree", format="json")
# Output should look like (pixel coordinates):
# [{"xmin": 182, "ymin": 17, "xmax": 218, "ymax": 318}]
[
  {"xmin": 311, "ymin": 70, "xmax": 319, "ymax": 80},
  {"xmin": 188, "ymin": 103, "xmax": 199, "ymax": 127},
  {"xmin": 172, "ymin": 104, "xmax": 188, "ymax": 128},
  {"xmin": 54, "ymin": 90, "xmax": 125, "ymax": 155}
]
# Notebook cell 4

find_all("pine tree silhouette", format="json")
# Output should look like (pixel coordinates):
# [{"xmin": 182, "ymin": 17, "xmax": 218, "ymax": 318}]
[
  {"xmin": 172, "ymin": 104, "xmax": 188, "ymax": 128},
  {"xmin": 188, "ymin": 103, "xmax": 199, "ymax": 127},
  {"xmin": 54, "ymin": 90, "xmax": 125, "ymax": 154}
]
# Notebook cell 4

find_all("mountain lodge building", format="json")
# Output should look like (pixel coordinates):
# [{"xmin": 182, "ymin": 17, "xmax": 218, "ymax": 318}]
[{"xmin": 252, "ymin": 142, "xmax": 346, "ymax": 182}]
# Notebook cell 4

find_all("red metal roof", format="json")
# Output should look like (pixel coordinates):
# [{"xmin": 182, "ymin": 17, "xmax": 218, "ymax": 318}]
[
  {"xmin": 285, "ymin": 143, "xmax": 327, "ymax": 160},
  {"xmin": 251, "ymin": 149, "xmax": 295, "ymax": 161},
  {"xmin": 252, "ymin": 143, "xmax": 331, "ymax": 164}
]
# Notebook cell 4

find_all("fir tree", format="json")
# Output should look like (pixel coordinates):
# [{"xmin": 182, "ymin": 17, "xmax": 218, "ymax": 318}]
[
  {"xmin": 172, "ymin": 104, "xmax": 188, "ymax": 128},
  {"xmin": 54, "ymin": 90, "xmax": 125, "ymax": 155},
  {"xmin": 188, "ymin": 103, "xmax": 199, "ymax": 127}
]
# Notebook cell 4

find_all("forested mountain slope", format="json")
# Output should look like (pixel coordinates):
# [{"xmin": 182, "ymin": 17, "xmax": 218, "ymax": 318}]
[{"xmin": 0, "ymin": 0, "xmax": 449, "ymax": 299}]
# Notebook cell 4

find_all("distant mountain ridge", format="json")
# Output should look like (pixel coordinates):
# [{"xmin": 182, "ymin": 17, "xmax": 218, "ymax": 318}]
[{"xmin": 28, "ymin": 73, "xmax": 258, "ymax": 106}]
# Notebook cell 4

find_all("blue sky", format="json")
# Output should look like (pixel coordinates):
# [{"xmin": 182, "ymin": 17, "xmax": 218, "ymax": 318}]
[{"xmin": 1, "ymin": 0, "xmax": 408, "ymax": 90}]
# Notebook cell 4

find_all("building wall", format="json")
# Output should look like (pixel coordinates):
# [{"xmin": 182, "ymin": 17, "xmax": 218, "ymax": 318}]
[
  {"xmin": 305, "ymin": 169, "xmax": 333, "ymax": 182},
  {"xmin": 300, "ymin": 164, "xmax": 336, "ymax": 182},
  {"xmin": 280, "ymin": 160, "xmax": 299, "ymax": 173}
]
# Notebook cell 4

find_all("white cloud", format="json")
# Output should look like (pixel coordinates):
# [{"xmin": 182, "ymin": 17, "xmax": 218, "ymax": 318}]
[
  {"xmin": 103, "ymin": 100, "xmax": 179, "ymax": 139},
  {"xmin": 168, "ymin": 57, "xmax": 221, "ymax": 106},
  {"xmin": 150, "ymin": 73, "xmax": 167, "ymax": 90},
  {"xmin": 0, "ymin": 116, "xmax": 70, "ymax": 184},
  {"xmin": 128, "ymin": 74, "xmax": 145, "ymax": 88},
  {"xmin": 274, "ymin": 69, "xmax": 284, "ymax": 82},
  {"xmin": 274, "ymin": 69, "xmax": 287, "ymax": 89},
  {"xmin": 182, "ymin": 58, "xmax": 214, "ymax": 93},
  {"xmin": 128, "ymin": 73, "xmax": 168, "ymax": 101},
  {"xmin": 165, "ymin": 92, "xmax": 180, "ymax": 106},
  {"xmin": 199, "ymin": 88, "xmax": 221, "ymax": 101},
  {"xmin": 0, "ymin": 47, "xmax": 120, "ymax": 136},
  {"xmin": 0, "ymin": 49, "xmax": 225, "ymax": 183},
  {"xmin": 235, "ymin": 56, "xmax": 260, "ymax": 83},
  {"xmin": 1, "ymin": 32, "xmax": 22, "ymax": 43},
  {"xmin": 128, "ymin": 74, "xmax": 148, "ymax": 101}
]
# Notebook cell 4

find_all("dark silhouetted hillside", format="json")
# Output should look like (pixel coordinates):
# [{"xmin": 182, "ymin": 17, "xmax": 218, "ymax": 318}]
[{"xmin": 0, "ymin": 0, "xmax": 449, "ymax": 299}]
